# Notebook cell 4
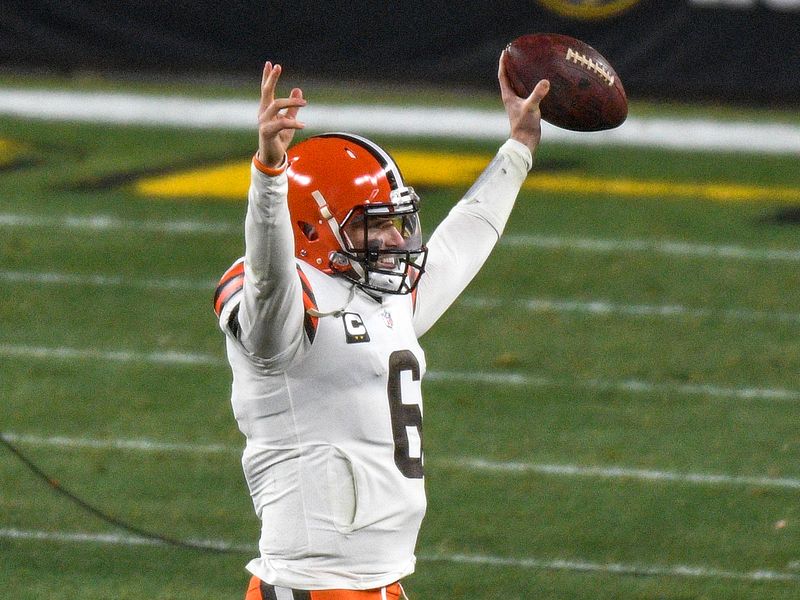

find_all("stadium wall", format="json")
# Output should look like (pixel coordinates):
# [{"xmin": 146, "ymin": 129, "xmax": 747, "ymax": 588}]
[{"xmin": 2, "ymin": 0, "xmax": 799, "ymax": 105}]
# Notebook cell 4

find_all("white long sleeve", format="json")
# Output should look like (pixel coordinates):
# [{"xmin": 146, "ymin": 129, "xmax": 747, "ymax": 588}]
[
  {"xmin": 237, "ymin": 162, "xmax": 306, "ymax": 363},
  {"xmin": 413, "ymin": 139, "xmax": 532, "ymax": 336}
]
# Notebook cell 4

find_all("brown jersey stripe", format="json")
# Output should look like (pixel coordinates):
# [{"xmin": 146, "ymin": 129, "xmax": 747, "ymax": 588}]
[
  {"xmin": 296, "ymin": 267, "xmax": 316, "ymax": 301},
  {"xmin": 217, "ymin": 260, "xmax": 244, "ymax": 290},
  {"xmin": 213, "ymin": 259, "xmax": 245, "ymax": 316},
  {"xmin": 213, "ymin": 273, "xmax": 244, "ymax": 317},
  {"xmin": 296, "ymin": 266, "xmax": 319, "ymax": 343}
]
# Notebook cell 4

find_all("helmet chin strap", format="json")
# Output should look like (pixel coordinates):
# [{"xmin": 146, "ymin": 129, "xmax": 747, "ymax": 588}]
[
  {"xmin": 312, "ymin": 188, "xmax": 374, "ymax": 291},
  {"xmin": 311, "ymin": 190, "xmax": 348, "ymax": 249},
  {"xmin": 305, "ymin": 284, "xmax": 357, "ymax": 319}
]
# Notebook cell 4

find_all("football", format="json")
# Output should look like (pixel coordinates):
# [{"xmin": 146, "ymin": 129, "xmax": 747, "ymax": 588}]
[{"xmin": 503, "ymin": 33, "xmax": 628, "ymax": 131}]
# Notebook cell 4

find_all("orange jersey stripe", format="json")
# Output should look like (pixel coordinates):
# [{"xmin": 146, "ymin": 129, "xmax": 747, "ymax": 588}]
[
  {"xmin": 214, "ymin": 261, "xmax": 321, "ymax": 342},
  {"xmin": 214, "ymin": 275, "xmax": 244, "ymax": 316},
  {"xmin": 213, "ymin": 258, "xmax": 245, "ymax": 317}
]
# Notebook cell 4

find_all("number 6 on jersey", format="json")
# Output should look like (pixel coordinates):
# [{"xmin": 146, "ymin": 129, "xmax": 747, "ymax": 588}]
[{"xmin": 387, "ymin": 350, "xmax": 424, "ymax": 479}]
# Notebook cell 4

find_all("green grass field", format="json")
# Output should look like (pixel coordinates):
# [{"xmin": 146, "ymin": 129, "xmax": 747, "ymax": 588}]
[{"xmin": 2, "ymin": 82, "xmax": 800, "ymax": 599}]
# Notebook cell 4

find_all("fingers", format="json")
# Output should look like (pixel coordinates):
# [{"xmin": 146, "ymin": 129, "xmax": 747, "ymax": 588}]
[
  {"xmin": 529, "ymin": 79, "xmax": 550, "ymax": 105},
  {"xmin": 498, "ymin": 50, "xmax": 550, "ymax": 109},
  {"xmin": 521, "ymin": 79, "xmax": 550, "ymax": 117},
  {"xmin": 497, "ymin": 50, "xmax": 513, "ymax": 101},
  {"xmin": 258, "ymin": 62, "xmax": 307, "ymax": 125},
  {"xmin": 265, "ymin": 96, "xmax": 306, "ymax": 117},
  {"xmin": 261, "ymin": 97, "xmax": 307, "ymax": 133},
  {"xmin": 275, "ymin": 113, "xmax": 306, "ymax": 132},
  {"xmin": 259, "ymin": 108, "xmax": 306, "ymax": 139},
  {"xmin": 283, "ymin": 88, "xmax": 305, "ymax": 121},
  {"xmin": 259, "ymin": 61, "xmax": 278, "ymax": 111},
  {"xmin": 498, "ymin": 50, "xmax": 508, "ymax": 81},
  {"xmin": 256, "ymin": 62, "xmax": 307, "ymax": 167}
]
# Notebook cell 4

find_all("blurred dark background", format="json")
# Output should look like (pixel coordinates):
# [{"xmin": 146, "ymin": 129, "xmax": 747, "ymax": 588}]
[{"xmin": 2, "ymin": 0, "xmax": 799, "ymax": 105}]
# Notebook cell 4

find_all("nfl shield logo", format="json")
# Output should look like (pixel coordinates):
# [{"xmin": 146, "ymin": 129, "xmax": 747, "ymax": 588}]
[{"xmin": 381, "ymin": 309, "xmax": 394, "ymax": 329}]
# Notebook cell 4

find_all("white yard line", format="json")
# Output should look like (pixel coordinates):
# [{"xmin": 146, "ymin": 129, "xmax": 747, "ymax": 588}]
[
  {"xmin": 4, "ymin": 211, "xmax": 800, "ymax": 260},
  {"xmin": 4, "ymin": 268, "xmax": 798, "ymax": 325},
  {"xmin": 0, "ymin": 527, "xmax": 797, "ymax": 582},
  {"xmin": 425, "ymin": 370, "xmax": 800, "ymax": 402},
  {"xmin": 0, "ymin": 432, "xmax": 235, "ymax": 454},
  {"xmin": 423, "ymin": 551, "xmax": 800, "ymax": 583},
  {"xmin": 4, "ymin": 211, "xmax": 800, "ymax": 262},
  {"xmin": 0, "ymin": 270, "xmax": 212, "ymax": 290},
  {"xmin": 3, "ymin": 432, "xmax": 800, "ymax": 490},
  {"xmin": 1, "ymin": 88, "xmax": 800, "ymax": 154},
  {"xmin": 501, "ymin": 234, "xmax": 800, "ymax": 262},
  {"xmin": 2, "ymin": 343, "xmax": 798, "ymax": 401},
  {"xmin": 458, "ymin": 296, "xmax": 800, "ymax": 324},
  {"xmin": 0, "ymin": 343, "xmax": 220, "ymax": 366},
  {"xmin": 0, "ymin": 528, "xmax": 252, "ymax": 553},
  {"xmin": 0, "ymin": 212, "xmax": 240, "ymax": 235},
  {"xmin": 447, "ymin": 458, "xmax": 800, "ymax": 490}
]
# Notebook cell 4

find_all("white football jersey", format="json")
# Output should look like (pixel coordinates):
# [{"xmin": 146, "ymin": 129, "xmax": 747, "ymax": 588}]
[{"xmin": 216, "ymin": 139, "xmax": 532, "ymax": 590}]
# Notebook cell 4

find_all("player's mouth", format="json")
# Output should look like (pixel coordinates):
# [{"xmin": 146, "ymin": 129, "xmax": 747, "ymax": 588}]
[{"xmin": 376, "ymin": 256, "xmax": 398, "ymax": 269}]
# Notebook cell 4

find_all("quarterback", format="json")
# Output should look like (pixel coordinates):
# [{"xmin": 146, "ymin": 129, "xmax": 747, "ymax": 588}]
[{"xmin": 214, "ymin": 57, "xmax": 549, "ymax": 599}]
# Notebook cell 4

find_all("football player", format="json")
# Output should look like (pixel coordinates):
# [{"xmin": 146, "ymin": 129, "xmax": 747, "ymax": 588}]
[{"xmin": 214, "ymin": 57, "xmax": 549, "ymax": 600}]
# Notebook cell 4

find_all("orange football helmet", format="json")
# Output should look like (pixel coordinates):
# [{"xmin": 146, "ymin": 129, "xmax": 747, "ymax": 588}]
[{"xmin": 286, "ymin": 133, "xmax": 427, "ymax": 295}]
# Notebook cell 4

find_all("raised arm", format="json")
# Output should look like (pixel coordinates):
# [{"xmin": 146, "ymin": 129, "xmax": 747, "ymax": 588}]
[
  {"xmin": 412, "ymin": 53, "xmax": 549, "ymax": 336},
  {"xmin": 236, "ymin": 63, "xmax": 310, "ymax": 362}
]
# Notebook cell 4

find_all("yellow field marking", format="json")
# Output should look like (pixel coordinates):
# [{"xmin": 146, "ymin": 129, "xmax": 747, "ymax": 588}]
[
  {"xmin": 393, "ymin": 150, "xmax": 493, "ymax": 186},
  {"xmin": 134, "ymin": 150, "xmax": 800, "ymax": 204},
  {"xmin": 0, "ymin": 138, "xmax": 27, "ymax": 167},
  {"xmin": 522, "ymin": 174, "xmax": 800, "ymax": 202},
  {"xmin": 135, "ymin": 160, "xmax": 249, "ymax": 199},
  {"xmin": 133, "ymin": 151, "xmax": 489, "ymax": 199}
]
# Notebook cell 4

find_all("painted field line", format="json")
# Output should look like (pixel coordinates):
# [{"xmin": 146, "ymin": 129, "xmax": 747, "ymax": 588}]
[
  {"xmin": 459, "ymin": 296, "xmax": 800, "ymax": 324},
  {"xmin": 522, "ymin": 173, "xmax": 800, "ymax": 203},
  {"xmin": 0, "ymin": 270, "xmax": 212, "ymax": 291},
  {"xmin": 0, "ymin": 432, "xmax": 236, "ymax": 454},
  {"xmin": 0, "ymin": 528, "xmax": 252, "ymax": 553},
  {"xmin": 0, "ymin": 212, "xmax": 240, "ymax": 235},
  {"xmin": 4, "ymin": 211, "xmax": 800, "ymax": 262},
  {"xmin": 0, "ymin": 343, "xmax": 221, "ymax": 366},
  {"xmin": 446, "ymin": 458, "xmax": 800, "ymax": 490},
  {"xmin": 423, "ymin": 551, "xmax": 800, "ymax": 583},
  {"xmin": 2, "ymin": 88, "xmax": 800, "ymax": 154},
  {"xmin": 2, "ymin": 343, "xmax": 799, "ymax": 402},
  {"xmin": 5, "ymin": 431, "xmax": 800, "ymax": 491},
  {"xmin": 4, "ymin": 268, "xmax": 798, "ymax": 326},
  {"xmin": 501, "ymin": 234, "xmax": 800, "ymax": 262},
  {"xmin": 424, "ymin": 370, "xmax": 800, "ymax": 402},
  {"xmin": 1, "ymin": 528, "xmax": 797, "ymax": 583}
]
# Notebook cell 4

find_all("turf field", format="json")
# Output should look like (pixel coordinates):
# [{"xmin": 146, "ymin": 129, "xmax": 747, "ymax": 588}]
[{"xmin": 1, "ymin": 83, "xmax": 800, "ymax": 599}]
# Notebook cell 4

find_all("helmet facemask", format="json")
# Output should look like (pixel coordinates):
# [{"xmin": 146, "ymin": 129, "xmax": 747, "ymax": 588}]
[{"xmin": 336, "ymin": 187, "xmax": 427, "ymax": 295}]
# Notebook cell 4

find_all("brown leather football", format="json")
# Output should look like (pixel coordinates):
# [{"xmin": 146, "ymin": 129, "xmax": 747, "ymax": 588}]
[{"xmin": 503, "ymin": 33, "xmax": 628, "ymax": 131}]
